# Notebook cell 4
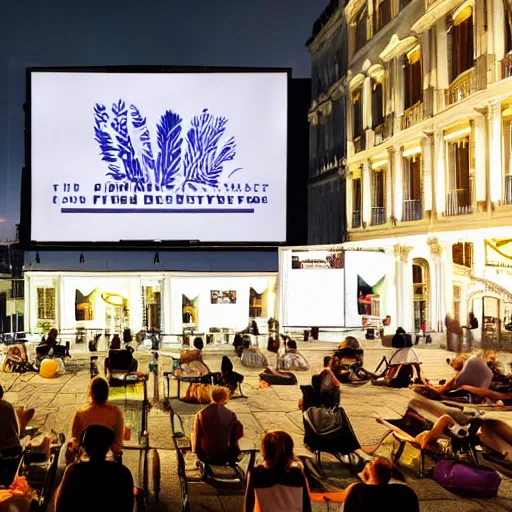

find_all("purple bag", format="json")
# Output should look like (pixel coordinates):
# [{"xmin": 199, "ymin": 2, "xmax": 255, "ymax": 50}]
[{"xmin": 433, "ymin": 460, "xmax": 501, "ymax": 498}]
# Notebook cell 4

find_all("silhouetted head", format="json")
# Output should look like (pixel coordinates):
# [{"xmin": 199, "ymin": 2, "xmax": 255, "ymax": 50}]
[
  {"xmin": 110, "ymin": 335, "xmax": 121, "ymax": 350},
  {"xmin": 89, "ymin": 376, "xmax": 110, "ymax": 405},
  {"xmin": 82, "ymin": 425, "xmax": 114, "ymax": 461},
  {"xmin": 261, "ymin": 430, "xmax": 295, "ymax": 472},
  {"xmin": 193, "ymin": 337, "xmax": 204, "ymax": 351}
]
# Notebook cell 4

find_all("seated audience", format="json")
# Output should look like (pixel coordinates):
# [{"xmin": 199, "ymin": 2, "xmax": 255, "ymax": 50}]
[
  {"xmin": 241, "ymin": 339, "xmax": 268, "ymax": 368},
  {"xmin": 233, "ymin": 333, "xmax": 244, "ymax": 358},
  {"xmin": 277, "ymin": 340, "xmax": 309, "ymax": 371},
  {"xmin": 191, "ymin": 386, "xmax": 244, "ymax": 464},
  {"xmin": 104, "ymin": 335, "xmax": 138, "ymax": 375},
  {"xmin": 436, "ymin": 353, "xmax": 493, "ymax": 395},
  {"xmin": 299, "ymin": 363, "xmax": 341, "ymax": 411},
  {"xmin": 55, "ymin": 425, "xmax": 134, "ymax": 512},
  {"xmin": 311, "ymin": 457, "xmax": 417, "ymax": 511},
  {"xmin": 244, "ymin": 430, "xmax": 311, "ymax": 512},
  {"xmin": 0, "ymin": 384, "xmax": 34, "ymax": 456},
  {"xmin": 177, "ymin": 338, "xmax": 211, "ymax": 378},
  {"xmin": 69, "ymin": 377, "xmax": 124, "ymax": 458},
  {"xmin": 218, "ymin": 356, "xmax": 244, "ymax": 395},
  {"xmin": 36, "ymin": 328, "xmax": 67, "ymax": 365}
]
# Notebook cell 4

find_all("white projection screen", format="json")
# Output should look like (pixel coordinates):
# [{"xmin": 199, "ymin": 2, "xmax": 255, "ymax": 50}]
[{"xmin": 30, "ymin": 70, "xmax": 288, "ymax": 242}]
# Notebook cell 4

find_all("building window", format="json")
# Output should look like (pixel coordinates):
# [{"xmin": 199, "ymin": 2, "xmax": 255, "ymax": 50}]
[
  {"xmin": 446, "ymin": 138, "xmax": 472, "ymax": 215},
  {"xmin": 375, "ymin": 0, "xmax": 392, "ymax": 33},
  {"xmin": 37, "ymin": 287, "xmax": 55, "ymax": 321},
  {"xmin": 352, "ymin": 177, "xmax": 362, "ymax": 228},
  {"xmin": 452, "ymin": 242, "xmax": 473, "ymax": 269},
  {"xmin": 403, "ymin": 156, "xmax": 422, "ymax": 221},
  {"xmin": 372, "ymin": 79, "xmax": 384, "ymax": 129},
  {"xmin": 355, "ymin": 5, "xmax": 367, "ymax": 53},
  {"xmin": 404, "ymin": 47, "xmax": 422, "ymax": 110},
  {"xmin": 352, "ymin": 87, "xmax": 363, "ymax": 140},
  {"xmin": 412, "ymin": 258, "xmax": 429, "ymax": 331},
  {"xmin": 450, "ymin": 8, "xmax": 474, "ymax": 81},
  {"xmin": 371, "ymin": 170, "xmax": 386, "ymax": 225}
]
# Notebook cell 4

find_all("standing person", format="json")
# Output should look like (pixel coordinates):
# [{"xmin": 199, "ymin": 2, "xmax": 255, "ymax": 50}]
[
  {"xmin": 244, "ymin": 430, "xmax": 311, "ymax": 512},
  {"xmin": 55, "ymin": 425, "xmax": 134, "ymax": 512},
  {"xmin": 69, "ymin": 376, "xmax": 125, "ymax": 459}
]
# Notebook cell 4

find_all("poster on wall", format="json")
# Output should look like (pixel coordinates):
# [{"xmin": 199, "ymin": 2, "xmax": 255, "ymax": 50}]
[
  {"xmin": 291, "ymin": 251, "xmax": 344, "ymax": 269},
  {"xmin": 30, "ymin": 70, "xmax": 288, "ymax": 242},
  {"xmin": 210, "ymin": 290, "xmax": 237, "ymax": 304}
]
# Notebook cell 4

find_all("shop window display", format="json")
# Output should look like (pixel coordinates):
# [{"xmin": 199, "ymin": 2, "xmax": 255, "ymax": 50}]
[
  {"xmin": 75, "ymin": 289, "xmax": 94, "ymax": 321},
  {"xmin": 37, "ymin": 287, "xmax": 55, "ymax": 321},
  {"xmin": 142, "ymin": 286, "xmax": 161, "ymax": 331},
  {"xmin": 183, "ymin": 295, "xmax": 198, "ymax": 329}
]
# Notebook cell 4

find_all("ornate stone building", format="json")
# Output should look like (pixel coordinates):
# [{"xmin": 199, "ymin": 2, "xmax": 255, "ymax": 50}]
[
  {"xmin": 341, "ymin": 0, "xmax": 512, "ymax": 346},
  {"xmin": 307, "ymin": 0, "xmax": 348, "ymax": 244}
]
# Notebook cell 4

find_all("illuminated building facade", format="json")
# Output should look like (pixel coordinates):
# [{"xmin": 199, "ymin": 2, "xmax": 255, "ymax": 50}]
[{"xmin": 342, "ymin": 0, "xmax": 512, "ymax": 347}]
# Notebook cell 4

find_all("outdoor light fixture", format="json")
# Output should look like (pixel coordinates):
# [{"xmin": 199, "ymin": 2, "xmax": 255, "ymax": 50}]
[
  {"xmin": 35, "ymin": 251, "xmax": 40, "ymax": 264},
  {"xmin": 154, "ymin": 251, "xmax": 160, "ymax": 264},
  {"xmin": 79, "ymin": 253, "xmax": 85, "ymax": 264}
]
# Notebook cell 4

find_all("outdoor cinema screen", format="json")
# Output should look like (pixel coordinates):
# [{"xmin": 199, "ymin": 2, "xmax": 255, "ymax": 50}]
[{"xmin": 30, "ymin": 70, "xmax": 288, "ymax": 243}]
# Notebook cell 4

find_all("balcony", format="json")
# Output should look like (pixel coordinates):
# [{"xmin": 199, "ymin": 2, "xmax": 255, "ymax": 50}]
[
  {"xmin": 353, "ymin": 135, "xmax": 365, "ymax": 154},
  {"xmin": 371, "ymin": 207, "xmax": 386, "ymax": 226},
  {"xmin": 445, "ymin": 190, "xmax": 473, "ymax": 216},
  {"xmin": 402, "ymin": 102, "xmax": 423, "ymax": 130},
  {"xmin": 352, "ymin": 210, "xmax": 362, "ymax": 228},
  {"xmin": 447, "ymin": 68, "xmax": 476, "ymax": 105},
  {"xmin": 374, "ymin": 115, "xmax": 394, "ymax": 145},
  {"xmin": 402, "ymin": 199, "xmax": 422, "ymax": 221},
  {"xmin": 505, "ymin": 175, "xmax": 512, "ymax": 205},
  {"xmin": 503, "ymin": 52, "xmax": 512, "ymax": 80}
]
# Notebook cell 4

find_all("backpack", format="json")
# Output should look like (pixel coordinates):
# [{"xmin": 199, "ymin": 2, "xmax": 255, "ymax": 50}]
[{"xmin": 388, "ymin": 364, "xmax": 414, "ymax": 388}]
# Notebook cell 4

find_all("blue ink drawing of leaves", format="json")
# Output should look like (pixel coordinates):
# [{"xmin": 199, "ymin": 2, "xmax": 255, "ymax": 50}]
[
  {"xmin": 156, "ymin": 110, "xmax": 183, "ymax": 188},
  {"xmin": 182, "ymin": 109, "xmax": 238, "ymax": 189},
  {"xmin": 110, "ymin": 99, "xmax": 146, "ymax": 185},
  {"xmin": 130, "ymin": 105, "xmax": 156, "ymax": 187},
  {"xmin": 94, "ymin": 102, "xmax": 241, "ymax": 189},
  {"xmin": 94, "ymin": 104, "xmax": 125, "ymax": 180}
]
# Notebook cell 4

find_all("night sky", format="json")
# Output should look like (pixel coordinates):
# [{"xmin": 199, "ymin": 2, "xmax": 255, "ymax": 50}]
[{"xmin": 0, "ymin": 0, "xmax": 327, "ymax": 240}]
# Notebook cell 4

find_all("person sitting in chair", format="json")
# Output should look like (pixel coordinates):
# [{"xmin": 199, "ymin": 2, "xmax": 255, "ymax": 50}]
[
  {"xmin": 69, "ymin": 377, "xmax": 125, "ymax": 460},
  {"xmin": 278, "ymin": 340, "xmax": 309, "ymax": 371},
  {"xmin": 36, "ymin": 328, "xmax": 68, "ymax": 366},
  {"xmin": 191, "ymin": 386, "xmax": 244, "ymax": 465},
  {"xmin": 0, "ymin": 384, "xmax": 34, "ymax": 455},
  {"xmin": 55, "ymin": 425, "xmax": 134, "ymax": 512},
  {"xmin": 311, "ymin": 457, "xmax": 417, "ymax": 511},
  {"xmin": 104, "ymin": 335, "xmax": 138, "ymax": 375}
]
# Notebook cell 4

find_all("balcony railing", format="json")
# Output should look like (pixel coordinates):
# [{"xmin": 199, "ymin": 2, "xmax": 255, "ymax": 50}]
[
  {"xmin": 447, "ymin": 68, "xmax": 475, "ymax": 105},
  {"xmin": 505, "ymin": 175, "xmax": 512, "ymax": 205},
  {"xmin": 353, "ymin": 135, "xmax": 365, "ymax": 153},
  {"xmin": 503, "ymin": 52, "xmax": 512, "ymax": 80},
  {"xmin": 402, "ymin": 199, "xmax": 422, "ymax": 221},
  {"xmin": 374, "ymin": 115, "xmax": 394, "ymax": 145},
  {"xmin": 402, "ymin": 102, "xmax": 423, "ymax": 130},
  {"xmin": 371, "ymin": 207, "xmax": 386, "ymax": 226},
  {"xmin": 445, "ymin": 190, "xmax": 473, "ymax": 216},
  {"xmin": 352, "ymin": 210, "xmax": 362, "ymax": 228}
]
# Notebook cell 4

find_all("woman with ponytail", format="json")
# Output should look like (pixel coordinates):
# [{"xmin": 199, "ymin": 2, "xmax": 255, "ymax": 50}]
[{"xmin": 244, "ymin": 430, "xmax": 311, "ymax": 512}]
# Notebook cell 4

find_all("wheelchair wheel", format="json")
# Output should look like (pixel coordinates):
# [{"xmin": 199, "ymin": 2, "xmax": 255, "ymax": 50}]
[{"xmin": 149, "ymin": 448, "xmax": 160, "ymax": 503}]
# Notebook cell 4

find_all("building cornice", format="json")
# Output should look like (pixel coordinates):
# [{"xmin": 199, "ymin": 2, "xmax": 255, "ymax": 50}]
[
  {"xmin": 411, "ymin": 0, "xmax": 468, "ymax": 34},
  {"xmin": 309, "ymin": 7, "xmax": 346, "ymax": 55}
]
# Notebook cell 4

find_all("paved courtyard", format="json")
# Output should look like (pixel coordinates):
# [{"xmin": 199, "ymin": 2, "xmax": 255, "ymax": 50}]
[{"xmin": 1, "ymin": 340, "xmax": 512, "ymax": 511}]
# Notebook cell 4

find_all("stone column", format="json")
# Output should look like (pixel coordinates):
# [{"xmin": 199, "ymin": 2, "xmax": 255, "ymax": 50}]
[
  {"xmin": 422, "ymin": 134, "xmax": 434, "ymax": 213},
  {"xmin": 386, "ymin": 149, "xmax": 393, "ymax": 220},
  {"xmin": 491, "ymin": 0, "xmax": 506, "ymax": 65},
  {"xmin": 427, "ymin": 237, "xmax": 444, "ymax": 331},
  {"xmin": 394, "ymin": 245, "xmax": 414, "ymax": 332},
  {"xmin": 346, "ymin": 92, "xmax": 354, "ymax": 157},
  {"xmin": 362, "ymin": 160, "xmax": 372, "ymax": 226},
  {"xmin": 160, "ymin": 276, "xmax": 172, "ymax": 336},
  {"xmin": 435, "ymin": 17, "xmax": 449, "ymax": 112},
  {"xmin": 488, "ymin": 101, "xmax": 503, "ymax": 203},
  {"xmin": 363, "ymin": 76, "xmax": 372, "ymax": 131},
  {"xmin": 393, "ymin": 56, "xmax": 404, "ymax": 134},
  {"xmin": 472, "ymin": 116, "xmax": 487, "ymax": 205},
  {"xmin": 434, "ymin": 127, "xmax": 446, "ymax": 216},
  {"xmin": 393, "ymin": 147, "xmax": 403, "ymax": 221}
]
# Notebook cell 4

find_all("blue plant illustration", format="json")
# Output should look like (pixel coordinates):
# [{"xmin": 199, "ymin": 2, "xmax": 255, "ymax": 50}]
[
  {"xmin": 156, "ymin": 110, "xmax": 183, "ymax": 188},
  {"xmin": 182, "ymin": 109, "xmax": 237, "ymax": 191},
  {"xmin": 93, "ymin": 101, "xmax": 240, "ymax": 190}
]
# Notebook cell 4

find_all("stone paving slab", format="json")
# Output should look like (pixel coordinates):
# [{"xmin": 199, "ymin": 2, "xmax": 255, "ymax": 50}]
[{"xmin": 1, "ymin": 342, "xmax": 512, "ymax": 511}]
